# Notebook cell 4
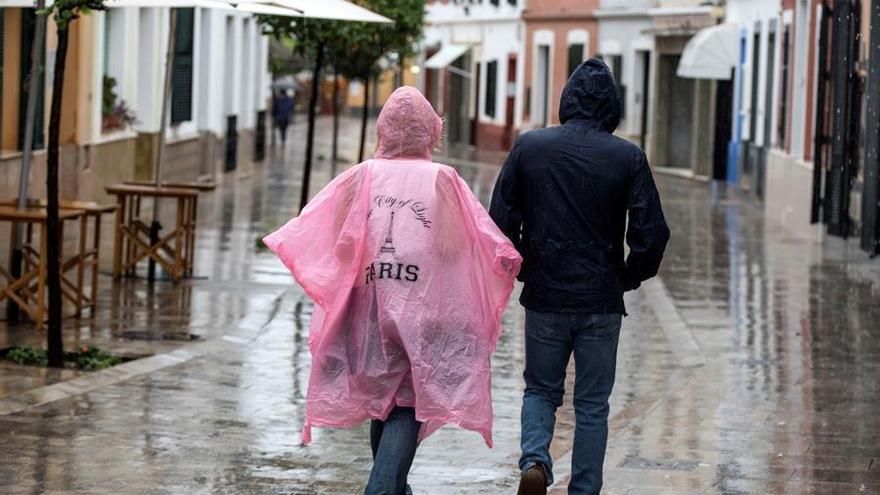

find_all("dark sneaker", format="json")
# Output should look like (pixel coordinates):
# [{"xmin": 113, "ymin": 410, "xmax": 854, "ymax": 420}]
[{"xmin": 517, "ymin": 464, "xmax": 547, "ymax": 495}]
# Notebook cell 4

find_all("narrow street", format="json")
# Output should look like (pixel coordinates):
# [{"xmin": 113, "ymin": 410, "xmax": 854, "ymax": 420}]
[{"xmin": 1, "ymin": 117, "xmax": 878, "ymax": 494}]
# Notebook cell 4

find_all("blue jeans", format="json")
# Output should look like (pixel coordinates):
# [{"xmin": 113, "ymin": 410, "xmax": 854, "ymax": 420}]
[
  {"xmin": 519, "ymin": 311, "xmax": 622, "ymax": 495},
  {"xmin": 364, "ymin": 407, "xmax": 420, "ymax": 495}
]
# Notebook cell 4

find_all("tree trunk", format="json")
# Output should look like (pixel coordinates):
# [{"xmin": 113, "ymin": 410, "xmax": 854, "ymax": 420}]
[
  {"xmin": 331, "ymin": 68, "xmax": 340, "ymax": 178},
  {"xmin": 300, "ymin": 43, "xmax": 325, "ymax": 212},
  {"xmin": 46, "ymin": 22, "xmax": 70, "ymax": 368},
  {"xmin": 358, "ymin": 74, "xmax": 370, "ymax": 163}
]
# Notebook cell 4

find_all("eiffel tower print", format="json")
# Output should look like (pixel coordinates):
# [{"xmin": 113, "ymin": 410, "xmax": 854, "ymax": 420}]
[{"xmin": 380, "ymin": 211, "xmax": 396, "ymax": 254}]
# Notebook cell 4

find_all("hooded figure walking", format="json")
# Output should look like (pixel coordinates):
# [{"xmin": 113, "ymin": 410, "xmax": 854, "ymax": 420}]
[
  {"xmin": 265, "ymin": 87, "xmax": 522, "ymax": 494},
  {"xmin": 490, "ymin": 59, "xmax": 670, "ymax": 495}
]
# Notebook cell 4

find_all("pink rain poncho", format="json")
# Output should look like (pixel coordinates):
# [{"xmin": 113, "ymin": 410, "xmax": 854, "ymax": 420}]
[{"xmin": 264, "ymin": 87, "xmax": 521, "ymax": 447}]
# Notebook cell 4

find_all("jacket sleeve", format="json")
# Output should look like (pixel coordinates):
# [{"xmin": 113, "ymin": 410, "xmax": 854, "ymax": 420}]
[
  {"xmin": 623, "ymin": 152, "xmax": 670, "ymax": 291},
  {"xmin": 489, "ymin": 137, "xmax": 524, "ymax": 251}
]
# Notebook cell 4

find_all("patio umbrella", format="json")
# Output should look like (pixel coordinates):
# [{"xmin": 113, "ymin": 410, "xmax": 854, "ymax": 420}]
[{"xmin": 235, "ymin": 0, "xmax": 391, "ymax": 23}]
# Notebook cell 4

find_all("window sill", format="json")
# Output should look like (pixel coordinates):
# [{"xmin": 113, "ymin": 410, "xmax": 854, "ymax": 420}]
[
  {"xmin": 0, "ymin": 149, "xmax": 46, "ymax": 161},
  {"xmin": 95, "ymin": 129, "xmax": 138, "ymax": 145}
]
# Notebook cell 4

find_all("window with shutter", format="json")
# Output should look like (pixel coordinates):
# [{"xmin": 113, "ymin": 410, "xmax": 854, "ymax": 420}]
[
  {"xmin": 171, "ymin": 8, "xmax": 194, "ymax": 124},
  {"xmin": 19, "ymin": 8, "xmax": 45, "ymax": 150},
  {"xmin": 567, "ymin": 43, "xmax": 584, "ymax": 77},
  {"xmin": 485, "ymin": 60, "xmax": 497, "ymax": 118}
]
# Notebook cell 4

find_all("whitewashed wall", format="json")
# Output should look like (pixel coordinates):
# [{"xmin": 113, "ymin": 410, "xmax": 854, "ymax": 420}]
[
  {"xmin": 596, "ymin": 7, "xmax": 653, "ymax": 138},
  {"xmin": 92, "ymin": 7, "xmax": 268, "ymax": 143},
  {"xmin": 422, "ymin": 0, "xmax": 526, "ymax": 129}
]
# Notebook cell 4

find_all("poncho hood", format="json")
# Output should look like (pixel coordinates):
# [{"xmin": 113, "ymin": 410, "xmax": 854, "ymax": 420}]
[
  {"xmin": 559, "ymin": 58, "xmax": 621, "ymax": 132},
  {"xmin": 375, "ymin": 86, "xmax": 443, "ymax": 160}
]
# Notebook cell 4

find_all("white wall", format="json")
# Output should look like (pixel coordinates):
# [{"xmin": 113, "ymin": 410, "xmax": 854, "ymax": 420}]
[
  {"xmin": 596, "ymin": 11, "xmax": 653, "ymax": 137},
  {"xmin": 789, "ymin": 0, "xmax": 811, "ymax": 159},
  {"xmin": 93, "ymin": 7, "xmax": 268, "ymax": 142}
]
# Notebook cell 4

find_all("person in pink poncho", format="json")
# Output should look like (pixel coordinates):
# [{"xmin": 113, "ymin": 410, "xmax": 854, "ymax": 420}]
[{"xmin": 263, "ymin": 86, "xmax": 522, "ymax": 494}]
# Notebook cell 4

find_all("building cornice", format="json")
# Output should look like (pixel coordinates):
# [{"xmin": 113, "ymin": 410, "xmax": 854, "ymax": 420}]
[
  {"xmin": 426, "ymin": 14, "xmax": 522, "ymax": 25},
  {"xmin": 594, "ymin": 8, "xmax": 651, "ymax": 20},
  {"xmin": 522, "ymin": 8, "xmax": 596, "ymax": 22},
  {"xmin": 647, "ymin": 6, "xmax": 715, "ymax": 17}
]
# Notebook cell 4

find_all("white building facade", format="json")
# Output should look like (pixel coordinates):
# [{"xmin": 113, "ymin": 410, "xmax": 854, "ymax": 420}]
[
  {"xmin": 595, "ymin": 0, "xmax": 654, "ymax": 146},
  {"xmin": 420, "ymin": 0, "xmax": 525, "ymax": 151},
  {"xmin": 76, "ymin": 6, "xmax": 271, "ymax": 202}
]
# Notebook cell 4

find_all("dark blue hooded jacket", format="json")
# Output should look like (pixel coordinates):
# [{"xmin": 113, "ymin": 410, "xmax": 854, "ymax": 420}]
[{"xmin": 489, "ymin": 58, "xmax": 670, "ymax": 314}]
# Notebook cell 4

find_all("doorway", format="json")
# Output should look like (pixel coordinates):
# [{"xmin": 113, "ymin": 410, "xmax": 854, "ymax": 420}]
[
  {"xmin": 503, "ymin": 54, "xmax": 517, "ymax": 150},
  {"xmin": 447, "ymin": 53, "xmax": 471, "ymax": 145},
  {"xmin": 636, "ymin": 50, "xmax": 651, "ymax": 150},
  {"xmin": 713, "ymin": 79, "xmax": 733, "ymax": 180},
  {"xmin": 661, "ymin": 54, "xmax": 694, "ymax": 169}
]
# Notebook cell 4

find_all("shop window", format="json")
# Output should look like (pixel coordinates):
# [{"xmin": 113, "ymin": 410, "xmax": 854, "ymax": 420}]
[
  {"xmin": 485, "ymin": 60, "xmax": 497, "ymax": 118},
  {"xmin": 171, "ymin": 8, "xmax": 195, "ymax": 124},
  {"xmin": 102, "ymin": 9, "xmax": 135, "ymax": 132}
]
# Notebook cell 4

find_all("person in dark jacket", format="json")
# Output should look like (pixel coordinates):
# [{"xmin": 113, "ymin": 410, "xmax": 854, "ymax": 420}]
[
  {"xmin": 272, "ymin": 90, "xmax": 295, "ymax": 145},
  {"xmin": 490, "ymin": 58, "xmax": 670, "ymax": 495}
]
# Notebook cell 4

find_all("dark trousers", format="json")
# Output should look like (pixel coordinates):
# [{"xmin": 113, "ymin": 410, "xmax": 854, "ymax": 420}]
[
  {"xmin": 519, "ymin": 311, "xmax": 622, "ymax": 495},
  {"xmin": 276, "ymin": 119, "xmax": 289, "ymax": 144}
]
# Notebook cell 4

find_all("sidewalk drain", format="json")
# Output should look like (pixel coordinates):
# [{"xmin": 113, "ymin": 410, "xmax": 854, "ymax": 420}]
[{"xmin": 618, "ymin": 457, "xmax": 699, "ymax": 471}]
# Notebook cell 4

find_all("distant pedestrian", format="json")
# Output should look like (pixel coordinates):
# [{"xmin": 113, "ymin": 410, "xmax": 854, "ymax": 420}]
[
  {"xmin": 272, "ymin": 89, "xmax": 294, "ymax": 145},
  {"xmin": 264, "ymin": 87, "xmax": 521, "ymax": 495},
  {"xmin": 490, "ymin": 59, "xmax": 670, "ymax": 495}
]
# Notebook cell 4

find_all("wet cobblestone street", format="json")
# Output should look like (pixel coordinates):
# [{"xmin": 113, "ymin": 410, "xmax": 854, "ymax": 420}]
[{"xmin": 1, "ymin": 118, "xmax": 879, "ymax": 494}]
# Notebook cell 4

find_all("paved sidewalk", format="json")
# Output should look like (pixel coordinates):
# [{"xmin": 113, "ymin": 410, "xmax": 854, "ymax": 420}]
[{"xmin": 1, "ymin": 117, "xmax": 879, "ymax": 494}]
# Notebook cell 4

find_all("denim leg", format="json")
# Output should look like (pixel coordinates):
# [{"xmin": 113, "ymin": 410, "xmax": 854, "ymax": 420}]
[
  {"xmin": 519, "ymin": 310, "xmax": 573, "ymax": 486},
  {"xmin": 569, "ymin": 314, "xmax": 622, "ymax": 495},
  {"xmin": 364, "ymin": 407, "xmax": 421, "ymax": 495}
]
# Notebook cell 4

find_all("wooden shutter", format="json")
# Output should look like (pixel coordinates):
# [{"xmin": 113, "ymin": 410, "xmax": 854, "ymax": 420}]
[
  {"xmin": 171, "ymin": 8, "xmax": 194, "ymax": 124},
  {"xmin": 485, "ymin": 60, "xmax": 497, "ymax": 118},
  {"xmin": 19, "ymin": 8, "xmax": 45, "ymax": 150},
  {"xmin": 567, "ymin": 43, "xmax": 584, "ymax": 77}
]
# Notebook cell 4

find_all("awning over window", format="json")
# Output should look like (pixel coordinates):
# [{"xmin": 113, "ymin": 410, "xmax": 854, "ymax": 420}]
[
  {"xmin": 424, "ymin": 44, "xmax": 471, "ymax": 70},
  {"xmin": 676, "ymin": 23, "xmax": 738, "ymax": 80}
]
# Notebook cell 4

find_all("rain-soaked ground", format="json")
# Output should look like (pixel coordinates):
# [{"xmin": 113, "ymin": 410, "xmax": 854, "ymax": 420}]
[{"xmin": 1, "ymin": 116, "xmax": 879, "ymax": 494}]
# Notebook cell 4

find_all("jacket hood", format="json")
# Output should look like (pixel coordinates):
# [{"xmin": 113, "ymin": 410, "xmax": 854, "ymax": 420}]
[
  {"xmin": 376, "ymin": 86, "xmax": 443, "ymax": 160},
  {"xmin": 558, "ymin": 58, "xmax": 621, "ymax": 132}
]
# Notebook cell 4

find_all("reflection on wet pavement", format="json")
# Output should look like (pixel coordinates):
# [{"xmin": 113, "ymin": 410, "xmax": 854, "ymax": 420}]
[{"xmin": 0, "ymin": 117, "xmax": 879, "ymax": 494}]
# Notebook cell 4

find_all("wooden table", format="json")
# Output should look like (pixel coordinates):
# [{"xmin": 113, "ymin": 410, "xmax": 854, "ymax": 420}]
[
  {"xmin": 0, "ymin": 199, "xmax": 116, "ymax": 316},
  {"xmin": 0, "ymin": 207, "xmax": 87, "ymax": 325},
  {"xmin": 105, "ymin": 184, "xmax": 200, "ymax": 282},
  {"xmin": 123, "ymin": 180, "xmax": 216, "ymax": 276},
  {"xmin": 123, "ymin": 179, "xmax": 217, "ymax": 192}
]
